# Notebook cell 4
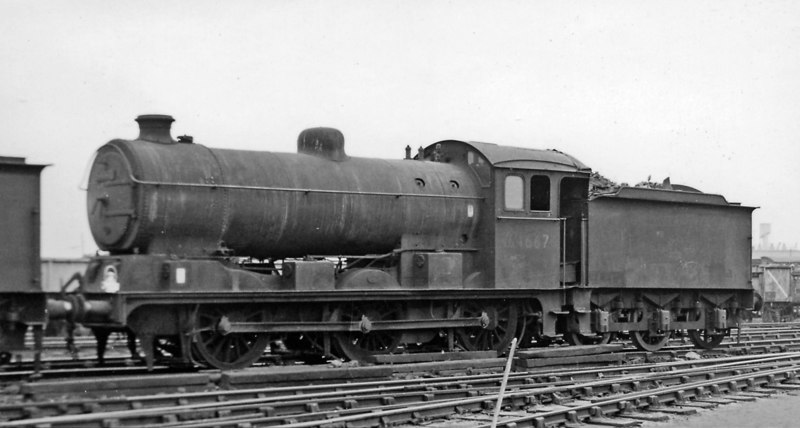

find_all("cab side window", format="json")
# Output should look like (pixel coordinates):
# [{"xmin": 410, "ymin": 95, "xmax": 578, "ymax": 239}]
[
  {"xmin": 530, "ymin": 175, "xmax": 550, "ymax": 211},
  {"xmin": 504, "ymin": 175, "xmax": 524, "ymax": 210}
]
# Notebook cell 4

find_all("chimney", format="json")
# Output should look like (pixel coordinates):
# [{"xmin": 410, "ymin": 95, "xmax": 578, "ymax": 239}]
[
  {"xmin": 760, "ymin": 223, "xmax": 771, "ymax": 250},
  {"xmin": 136, "ymin": 114, "xmax": 175, "ymax": 144}
]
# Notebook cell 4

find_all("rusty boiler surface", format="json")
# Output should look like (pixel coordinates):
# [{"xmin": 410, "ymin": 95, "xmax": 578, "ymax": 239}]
[{"xmin": 87, "ymin": 138, "xmax": 481, "ymax": 258}]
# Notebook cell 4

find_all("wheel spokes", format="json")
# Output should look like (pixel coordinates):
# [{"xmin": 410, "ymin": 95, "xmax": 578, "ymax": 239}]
[
  {"xmin": 456, "ymin": 302, "xmax": 518, "ymax": 352},
  {"xmin": 192, "ymin": 306, "xmax": 270, "ymax": 370},
  {"xmin": 333, "ymin": 302, "xmax": 404, "ymax": 361}
]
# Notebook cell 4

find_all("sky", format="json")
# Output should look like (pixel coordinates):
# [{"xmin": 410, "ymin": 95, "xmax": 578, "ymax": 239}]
[{"xmin": 1, "ymin": 0, "xmax": 799, "ymax": 257}]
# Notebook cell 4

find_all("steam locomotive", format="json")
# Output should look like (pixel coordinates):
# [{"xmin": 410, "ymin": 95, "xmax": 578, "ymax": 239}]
[{"xmin": 73, "ymin": 115, "xmax": 753, "ymax": 369}]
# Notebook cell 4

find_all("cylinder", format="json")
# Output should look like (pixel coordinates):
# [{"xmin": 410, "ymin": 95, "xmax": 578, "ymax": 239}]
[{"xmin": 47, "ymin": 297, "xmax": 112, "ymax": 321}]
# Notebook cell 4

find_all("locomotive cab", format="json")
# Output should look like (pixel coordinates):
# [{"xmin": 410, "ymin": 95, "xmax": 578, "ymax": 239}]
[
  {"xmin": 417, "ymin": 140, "xmax": 591, "ymax": 291},
  {"xmin": 423, "ymin": 141, "xmax": 593, "ymax": 340},
  {"xmin": 493, "ymin": 167, "xmax": 589, "ymax": 289}
]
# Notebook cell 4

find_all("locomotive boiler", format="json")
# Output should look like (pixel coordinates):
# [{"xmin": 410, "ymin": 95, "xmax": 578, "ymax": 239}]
[
  {"xmin": 78, "ymin": 115, "xmax": 755, "ymax": 369},
  {"xmin": 89, "ymin": 117, "xmax": 480, "ymax": 260}
]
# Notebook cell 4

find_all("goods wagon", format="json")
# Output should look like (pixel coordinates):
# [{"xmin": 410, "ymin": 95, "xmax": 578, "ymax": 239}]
[
  {"xmin": 0, "ymin": 156, "xmax": 47, "ymax": 364},
  {"xmin": 752, "ymin": 264, "xmax": 799, "ymax": 322}
]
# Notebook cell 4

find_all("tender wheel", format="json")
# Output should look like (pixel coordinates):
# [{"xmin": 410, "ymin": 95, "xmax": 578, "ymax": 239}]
[
  {"xmin": 456, "ymin": 302, "xmax": 518, "ymax": 352},
  {"xmin": 332, "ymin": 302, "xmax": 403, "ymax": 361},
  {"xmin": 565, "ymin": 332, "xmax": 614, "ymax": 346},
  {"xmin": 193, "ymin": 306, "xmax": 270, "ymax": 370},
  {"xmin": 564, "ymin": 305, "xmax": 618, "ymax": 346},
  {"xmin": 687, "ymin": 329, "xmax": 724, "ymax": 349},
  {"xmin": 631, "ymin": 330, "xmax": 671, "ymax": 352}
]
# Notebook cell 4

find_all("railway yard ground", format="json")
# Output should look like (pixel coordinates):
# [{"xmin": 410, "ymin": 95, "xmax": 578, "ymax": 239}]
[
  {"xmin": 639, "ymin": 392, "xmax": 798, "ymax": 428},
  {"xmin": 2, "ymin": 322, "xmax": 800, "ymax": 427}
]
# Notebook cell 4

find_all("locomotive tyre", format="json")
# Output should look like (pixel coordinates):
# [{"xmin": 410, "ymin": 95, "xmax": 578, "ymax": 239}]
[
  {"xmin": 192, "ymin": 306, "xmax": 270, "ymax": 370},
  {"xmin": 687, "ymin": 329, "xmax": 725, "ymax": 349},
  {"xmin": 630, "ymin": 330, "xmax": 671, "ymax": 352},
  {"xmin": 456, "ymin": 302, "xmax": 518, "ymax": 352},
  {"xmin": 332, "ymin": 302, "xmax": 403, "ymax": 361}
]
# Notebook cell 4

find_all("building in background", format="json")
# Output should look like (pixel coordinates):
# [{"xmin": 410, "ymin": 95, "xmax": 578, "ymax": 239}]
[{"xmin": 753, "ymin": 223, "xmax": 800, "ymax": 264}]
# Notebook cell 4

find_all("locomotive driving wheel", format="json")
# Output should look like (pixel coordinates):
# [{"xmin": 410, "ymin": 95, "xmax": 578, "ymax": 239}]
[
  {"xmin": 332, "ymin": 302, "xmax": 404, "ymax": 361},
  {"xmin": 192, "ymin": 306, "xmax": 270, "ymax": 370},
  {"xmin": 456, "ymin": 301, "xmax": 518, "ymax": 352}
]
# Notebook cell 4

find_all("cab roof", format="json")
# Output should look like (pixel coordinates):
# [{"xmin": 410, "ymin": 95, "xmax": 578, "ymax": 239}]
[{"xmin": 432, "ymin": 140, "xmax": 591, "ymax": 173}]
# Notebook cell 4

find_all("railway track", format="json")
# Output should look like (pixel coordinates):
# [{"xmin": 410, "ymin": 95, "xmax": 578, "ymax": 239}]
[
  {"xmin": 5, "ymin": 323, "xmax": 800, "ymax": 384},
  {"xmin": 9, "ymin": 322, "xmax": 800, "ymax": 364},
  {"xmin": 2, "ymin": 351, "xmax": 798, "ymax": 427},
  {"xmin": 2, "ymin": 322, "xmax": 800, "ymax": 427}
]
